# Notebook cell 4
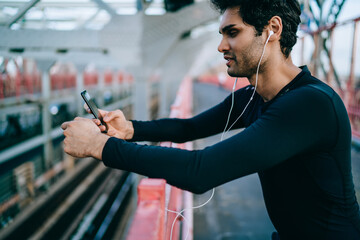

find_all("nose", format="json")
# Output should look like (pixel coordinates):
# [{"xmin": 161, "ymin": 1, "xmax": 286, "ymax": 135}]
[{"xmin": 218, "ymin": 37, "xmax": 230, "ymax": 53}]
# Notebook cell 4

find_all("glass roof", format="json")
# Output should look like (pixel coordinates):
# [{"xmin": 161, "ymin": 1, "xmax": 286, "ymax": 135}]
[
  {"xmin": 0, "ymin": 0, "xmax": 168, "ymax": 30},
  {"xmin": 0, "ymin": 0, "xmax": 358, "ymax": 31}
]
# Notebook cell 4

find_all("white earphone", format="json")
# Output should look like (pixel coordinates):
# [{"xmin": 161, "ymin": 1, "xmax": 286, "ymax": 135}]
[
  {"xmin": 268, "ymin": 30, "xmax": 274, "ymax": 39},
  {"xmin": 222, "ymin": 29, "xmax": 274, "ymax": 139}
]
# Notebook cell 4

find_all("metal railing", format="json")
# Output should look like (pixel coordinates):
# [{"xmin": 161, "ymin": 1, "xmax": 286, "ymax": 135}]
[{"xmin": 127, "ymin": 76, "xmax": 194, "ymax": 240}]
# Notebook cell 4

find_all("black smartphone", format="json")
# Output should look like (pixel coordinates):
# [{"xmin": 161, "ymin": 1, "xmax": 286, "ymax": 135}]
[{"xmin": 81, "ymin": 90, "xmax": 105, "ymax": 126}]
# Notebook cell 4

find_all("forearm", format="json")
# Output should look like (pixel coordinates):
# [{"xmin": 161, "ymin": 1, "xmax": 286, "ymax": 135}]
[
  {"xmin": 102, "ymin": 137, "xmax": 211, "ymax": 193},
  {"xmin": 130, "ymin": 118, "xmax": 204, "ymax": 143},
  {"xmin": 102, "ymin": 127, "xmax": 296, "ymax": 194},
  {"xmin": 101, "ymin": 89, "xmax": 336, "ymax": 193},
  {"xmin": 130, "ymin": 111, "xmax": 231, "ymax": 143}
]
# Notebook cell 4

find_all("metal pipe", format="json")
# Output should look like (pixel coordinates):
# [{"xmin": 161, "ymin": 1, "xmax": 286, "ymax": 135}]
[
  {"xmin": 94, "ymin": 173, "xmax": 134, "ymax": 240},
  {"xmin": 7, "ymin": 0, "xmax": 40, "ymax": 28},
  {"xmin": 91, "ymin": 0, "xmax": 117, "ymax": 17}
]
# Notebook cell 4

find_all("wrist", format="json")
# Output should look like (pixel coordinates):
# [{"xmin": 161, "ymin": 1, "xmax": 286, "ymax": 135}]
[
  {"xmin": 125, "ymin": 121, "xmax": 134, "ymax": 140},
  {"xmin": 90, "ymin": 133, "xmax": 110, "ymax": 160}
]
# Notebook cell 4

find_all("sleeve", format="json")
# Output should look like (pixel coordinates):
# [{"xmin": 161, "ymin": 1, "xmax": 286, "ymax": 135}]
[
  {"xmin": 103, "ymin": 87, "xmax": 338, "ymax": 194},
  {"xmin": 130, "ymin": 88, "xmax": 250, "ymax": 143}
]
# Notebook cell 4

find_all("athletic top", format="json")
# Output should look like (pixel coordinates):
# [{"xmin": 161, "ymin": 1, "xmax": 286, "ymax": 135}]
[{"xmin": 102, "ymin": 66, "xmax": 360, "ymax": 239}]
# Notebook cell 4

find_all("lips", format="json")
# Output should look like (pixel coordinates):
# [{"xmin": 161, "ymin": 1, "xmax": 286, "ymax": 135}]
[{"xmin": 224, "ymin": 55, "xmax": 235, "ymax": 67}]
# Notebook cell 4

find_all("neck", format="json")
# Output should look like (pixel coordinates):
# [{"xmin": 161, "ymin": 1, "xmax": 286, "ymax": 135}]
[{"xmin": 250, "ymin": 55, "xmax": 301, "ymax": 102}]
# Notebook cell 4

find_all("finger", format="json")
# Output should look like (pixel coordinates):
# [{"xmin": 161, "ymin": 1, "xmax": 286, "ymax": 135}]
[
  {"xmin": 99, "ymin": 125, "xmax": 107, "ymax": 132},
  {"xmin": 103, "ymin": 110, "xmax": 121, "ymax": 122},
  {"xmin": 74, "ymin": 116, "xmax": 87, "ymax": 122},
  {"xmin": 98, "ymin": 109, "xmax": 108, "ymax": 119},
  {"xmin": 61, "ymin": 121, "xmax": 69, "ymax": 130},
  {"xmin": 64, "ymin": 145, "xmax": 72, "ymax": 156},
  {"xmin": 63, "ymin": 129, "xmax": 68, "ymax": 137},
  {"xmin": 84, "ymin": 103, "xmax": 91, "ymax": 113},
  {"xmin": 94, "ymin": 119, "xmax": 102, "ymax": 126},
  {"xmin": 64, "ymin": 145, "xmax": 68, "ymax": 154}
]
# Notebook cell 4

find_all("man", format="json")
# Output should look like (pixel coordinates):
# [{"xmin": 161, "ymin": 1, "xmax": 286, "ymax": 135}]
[{"xmin": 61, "ymin": 0, "xmax": 360, "ymax": 238}]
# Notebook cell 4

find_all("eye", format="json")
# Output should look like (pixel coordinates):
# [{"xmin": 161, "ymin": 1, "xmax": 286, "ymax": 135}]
[{"xmin": 228, "ymin": 30, "xmax": 238, "ymax": 38}]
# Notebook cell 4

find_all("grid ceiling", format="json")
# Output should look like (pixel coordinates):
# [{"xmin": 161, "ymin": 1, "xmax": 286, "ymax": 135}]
[{"xmin": 0, "ymin": 0, "xmax": 191, "ymax": 30}]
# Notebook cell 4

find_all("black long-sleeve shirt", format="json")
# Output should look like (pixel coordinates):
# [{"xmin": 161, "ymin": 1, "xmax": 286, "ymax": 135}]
[{"xmin": 102, "ymin": 66, "xmax": 360, "ymax": 239}]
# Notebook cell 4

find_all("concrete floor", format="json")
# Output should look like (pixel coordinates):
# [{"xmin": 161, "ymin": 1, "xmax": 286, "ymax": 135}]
[{"xmin": 191, "ymin": 82, "xmax": 360, "ymax": 240}]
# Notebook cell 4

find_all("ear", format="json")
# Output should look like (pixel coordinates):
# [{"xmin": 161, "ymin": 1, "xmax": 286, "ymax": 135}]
[{"xmin": 267, "ymin": 16, "xmax": 282, "ymax": 41}]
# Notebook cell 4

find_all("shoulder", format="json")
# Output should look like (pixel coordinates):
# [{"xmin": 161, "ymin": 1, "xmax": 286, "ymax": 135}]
[
  {"xmin": 282, "ymin": 79, "xmax": 338, "ymax": 108},
  {"xmin": 288, "ymin": 68, "xmax": 340, "ymax": 104},
  {"xmin": 266, "ymin": 80, "xmax": 340, "ymax": 123},
  {"xmin": 302, "ymin": 79, "xmax": 336, "ymax": 100},
  {"xmin": 266, "ymin": 79, "xmax": 349, "ymax": 137}
]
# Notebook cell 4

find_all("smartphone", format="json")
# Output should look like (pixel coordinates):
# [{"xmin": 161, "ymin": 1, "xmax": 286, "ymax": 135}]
[{"xmin": 81, "ymin": 90, "xmax": 105, "ymax": 126}]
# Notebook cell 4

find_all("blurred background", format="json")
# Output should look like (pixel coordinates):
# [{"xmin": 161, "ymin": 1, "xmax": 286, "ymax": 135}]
[{"xmin": 0, "ymin": 0, "xmax": 359, "ymax": 239}]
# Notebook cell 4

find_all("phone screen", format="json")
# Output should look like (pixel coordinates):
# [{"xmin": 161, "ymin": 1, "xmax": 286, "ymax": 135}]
[{"xmin": 81, "ymin": 90, "xmax": 101, "ymax": 120}]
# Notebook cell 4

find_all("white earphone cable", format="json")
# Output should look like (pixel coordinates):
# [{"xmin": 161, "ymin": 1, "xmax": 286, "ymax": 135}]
[{"xmin": 222, "ymin": 32, "xmax": 272, "ymax": 138}]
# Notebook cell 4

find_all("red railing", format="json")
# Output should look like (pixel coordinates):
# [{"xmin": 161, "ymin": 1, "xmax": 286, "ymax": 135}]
[
  {"xmin": 197, "ymin": 74, "xmax": 249, "ymax": 92},
  {"xmin": 0, "ymin": 58, "xmax": 133, "ymax": 98},
  {"xmin": 127, "ymin": 77, "xmax": 194, "ymax": 240}
]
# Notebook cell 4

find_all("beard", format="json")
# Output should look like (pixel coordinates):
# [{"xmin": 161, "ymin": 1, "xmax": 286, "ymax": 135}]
[
  {"xmin": 227, "ymin": 57, "xmax": 258, "ymax": 79},
  {"xmin": 226, "ymin": 37, "xmax": 265, "ymax": 80}
]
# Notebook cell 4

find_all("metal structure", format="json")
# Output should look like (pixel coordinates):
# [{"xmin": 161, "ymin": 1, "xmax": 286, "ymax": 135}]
[
  {"xmin": 299, "ymin": 0, "xmax": 349, "ymax": 90},
  {"xmin": 0, "ymin": 0, "xmax": 219, "ymax": 119},
  {"xmin": 0, "ymin": 0, "xmax": 220, "ymax": 235},
  {"xmin": 297, "ymin": 0, "xmax": 360, "ymax": 139}
]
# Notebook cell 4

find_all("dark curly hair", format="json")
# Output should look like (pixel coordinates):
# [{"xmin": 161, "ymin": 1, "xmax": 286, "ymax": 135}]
[{"xmin": 210, "ymin": 0, "xmax": 301, "ymax": 58}]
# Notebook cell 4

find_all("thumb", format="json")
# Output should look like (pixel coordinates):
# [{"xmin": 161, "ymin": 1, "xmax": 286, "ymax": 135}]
[{"xmin": 98, "ymin": 109, "xmax": 108, "ymax": 119}]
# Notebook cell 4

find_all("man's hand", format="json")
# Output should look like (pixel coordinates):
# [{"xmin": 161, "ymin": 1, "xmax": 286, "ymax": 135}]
[
  {"xmin": 85, "ymin": 105, "xmax": 134, "ymax": 140},
  {"xmin": 61, "ymin": 117, "xmax": 110, "ymax": 159}
]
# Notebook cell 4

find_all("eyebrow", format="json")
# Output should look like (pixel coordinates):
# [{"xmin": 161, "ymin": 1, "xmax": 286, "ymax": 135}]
[{"xmin": 219, "ymin": 24, "xmax": 236, "ymax": 34}]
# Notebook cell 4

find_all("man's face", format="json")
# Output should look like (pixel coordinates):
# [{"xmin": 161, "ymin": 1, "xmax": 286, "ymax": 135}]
[{"xmin": 218, "ymin": 7, "xmax": 265, "ymax": 79}]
